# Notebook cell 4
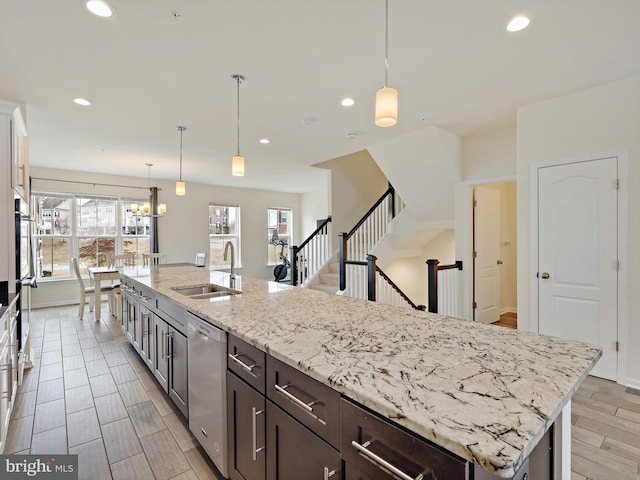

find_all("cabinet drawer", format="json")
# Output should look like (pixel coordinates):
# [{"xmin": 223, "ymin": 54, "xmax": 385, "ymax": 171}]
[
  {"xmin": 342, "ymin": 399, "xmax": 469, "ymax": 480},
  {"xmin": 266, "ymin": 356, "xmax": 340, "ymax": 449},
  {"xmin": 266, "ymin": 400, "xmax": 340, "ymax": 480},
  {"xmin": 228, "ymin": 335, "xmax": 266, "ymax": 394},
  {"xmin": 156, "ymin": 296, "xmax": 186, "ymax": 332}
]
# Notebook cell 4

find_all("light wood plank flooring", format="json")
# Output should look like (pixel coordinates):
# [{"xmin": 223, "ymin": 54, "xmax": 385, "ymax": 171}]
[
  {"xmin": 493, "ymin": 311, "xmax": 518, "ymax": 329},
  {"xmin": 6, "ymin": 304, "xmax": 224, "ymax": 480},
  {"xmin": 6, "ymin": 305, "xmax": 640, "ymax": 480}
]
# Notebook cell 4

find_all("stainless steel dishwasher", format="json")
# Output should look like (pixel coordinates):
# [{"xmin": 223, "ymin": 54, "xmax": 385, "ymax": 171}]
[{"xmin": 187, "ymin": 312, "xmax": 228, "ymax": 478}]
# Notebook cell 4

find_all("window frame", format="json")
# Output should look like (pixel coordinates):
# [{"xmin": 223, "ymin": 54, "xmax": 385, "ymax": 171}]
[
  {"xmin": 208, "ymin": 203, "xmax": 241, "ymax": 269},
  {"xmin": 32, "ymin": 192, "xmax": 150, "ymax": 280},
  {"xmin": 267, "ymin": 207, "xmax": 292, "ymax": 266}
]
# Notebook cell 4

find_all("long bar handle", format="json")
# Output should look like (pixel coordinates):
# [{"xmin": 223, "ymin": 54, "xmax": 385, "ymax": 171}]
[
  {"xmin": 161, "ymin": 331, "xmax": 167, "ymax": 359},
  {"xmin": 274, "ymin": 383, "xmax": 314, "ymax": 412},
  {"xmin": 251, "ymin": 407, "xmax": 265, "ymax": 461},
  {"xmin": 166, "ymin": 331, "xmax": 173, "ymax": 359},
  {"xmin": 351, "ymin": 440, "xmax": 424, "ymax": 480},
  {"xmin": 228, "ymin": 353, "xmax": 256, "ymax": 375},
  {"xmin": 323, "ymin": 466, "xmax": 336, "ymax": 480}
]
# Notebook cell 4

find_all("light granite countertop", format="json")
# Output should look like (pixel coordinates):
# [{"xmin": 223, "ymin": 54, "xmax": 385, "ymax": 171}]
[{"xmin": 121, "ymin": 265, "xmax": 601, "ymax": 478}]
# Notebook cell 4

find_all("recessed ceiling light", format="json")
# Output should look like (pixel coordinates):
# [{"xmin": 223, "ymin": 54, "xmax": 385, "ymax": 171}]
[
  {"xmin": 73, "ymin": 98, "xmax": 92, "ymax": 106},
  {"xmin": 341, "ymin": 98, "xmax": 355, "ymax": 107},
  {"xmin": 506, "ymin": 16, "xmax": 530, "ymax": 32},
  {"xmin": 259, "ymin": 139, "xmax": 270, "ymax": 144},
  {"xmin": 86, "ymin": 0, "xmax": 113, "ymax": 18}
]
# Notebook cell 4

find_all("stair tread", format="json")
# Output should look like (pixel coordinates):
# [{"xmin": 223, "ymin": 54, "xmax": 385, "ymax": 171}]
[{"xmin": 308, "ymin": 283, "xmax": 339, "ymax": 294}]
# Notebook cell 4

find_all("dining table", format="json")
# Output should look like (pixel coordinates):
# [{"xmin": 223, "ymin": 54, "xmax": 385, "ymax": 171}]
[{"xmin": 88, "ymin": 266, "xmax": 120, "ymax": 321}]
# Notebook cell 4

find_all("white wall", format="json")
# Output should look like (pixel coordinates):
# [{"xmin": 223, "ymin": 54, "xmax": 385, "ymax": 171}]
[
  {"xmin": 368, "ymin": 126, "xmax": 461, "ymax": 222},
  {"xmin": 313, "ymin": 150, "xmax": 388, "ymax": 251},
  {"xmin": 517, "ymin": 76, "xmax": 640, "ymax": 387},
  {"xmin": 384, "ymin": 229, "xmax": 455, "ymax": 307},
  {"xmin": 300, "ymin": 170, "xmax": 331, "ymax": 240},
  {"xmin": 30, "ymin": 166, "xmax": 304, "ymax": 307},
  {"xmin": 462, "ymin": 124, "xmax": 517, "ymax": 181}
]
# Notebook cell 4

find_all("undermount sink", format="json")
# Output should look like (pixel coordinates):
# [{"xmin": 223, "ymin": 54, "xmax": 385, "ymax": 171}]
[{"xmin": 172, "ymin": 284, "xmax": 241, "ymax": 299}]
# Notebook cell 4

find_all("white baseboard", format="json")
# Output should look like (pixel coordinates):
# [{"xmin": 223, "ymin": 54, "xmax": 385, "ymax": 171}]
[
  {"xmin": 499, "ymin": 307, "xmax": 517, "ymax": 315},
  {"xmin": 32, "ymin": 300, "xmax": 77, "ymax": 309},
  {"xmin": 624, "ymin": 377, "xmax": 640, "ymax": 390}
]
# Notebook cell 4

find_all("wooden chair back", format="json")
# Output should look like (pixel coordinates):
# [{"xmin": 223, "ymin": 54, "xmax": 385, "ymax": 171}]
[{"xmin": 143, "ymin": 253, "xmax": 167, "ymax": 266}]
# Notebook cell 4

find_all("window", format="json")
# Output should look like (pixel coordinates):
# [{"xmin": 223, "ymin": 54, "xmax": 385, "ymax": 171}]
[
  {"xmin": 267, "ymin": 208, "xmax": 292, "ymax": 265},
  {"xmin": 32, "ymin": 193, "xmax": 150, "ymax": 279},
  {"xmin": 209, "ymin": 204, "xmax": 240, "ymax": 268}
]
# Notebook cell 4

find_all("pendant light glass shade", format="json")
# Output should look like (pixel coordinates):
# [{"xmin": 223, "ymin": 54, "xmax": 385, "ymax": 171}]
[
  {"xmin": 375, "ymin": 87, "xmax": 398, "ymax": 127},
  {"xmin": 375, "ymin": 0, "xmax": 398, "ymax": 127},
  {"xmin": 232, "ymin": 155, "xmax": 245, "ymax": 176},
  {"xmin": 231, "ymin": 75, "xmax": 245, "ymax": 176},
  {"xmin": 158, "ymin": 204, "xmax": 167, "ymax": 215},
  {"xmin": 176, "ymin": 126, "xmax": 186, "ymax": 195}
]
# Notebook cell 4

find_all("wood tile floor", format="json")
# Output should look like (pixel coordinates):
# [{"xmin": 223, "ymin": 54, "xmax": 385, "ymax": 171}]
[
  {"xmin": 6, "ymin": 304, "xmax": 224, "ymax": 480},
  {"xmin": 6, "ymin": 305, "xmax": 640, "ymax": 480}
]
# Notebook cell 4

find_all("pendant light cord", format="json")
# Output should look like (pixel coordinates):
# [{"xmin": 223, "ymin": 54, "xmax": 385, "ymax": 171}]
[
  {"xmin": 384, "ymin": 0, "xmax": 389, "ymax": 87},
  {"xmin": 236, "ymin": 78, "xmax": 241, "ymax": 156},
  {"xmin": 179, "ymin": 127, "xmax": 183, "ymax": 181}
]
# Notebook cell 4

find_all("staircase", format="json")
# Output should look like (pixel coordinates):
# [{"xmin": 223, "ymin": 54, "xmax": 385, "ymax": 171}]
[{"xmin": 306, "ymin": 260, "xmax": 340, "ymax": 294}]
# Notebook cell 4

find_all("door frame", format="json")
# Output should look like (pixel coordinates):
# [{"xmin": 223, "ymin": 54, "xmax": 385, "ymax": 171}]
[
  {"xmin": 529, "ymin": 152, "xmax": 629, "ymax": 384},
  {"xmin": 457, "ymin": 175, "xmax": 516, "ymax": 323}
]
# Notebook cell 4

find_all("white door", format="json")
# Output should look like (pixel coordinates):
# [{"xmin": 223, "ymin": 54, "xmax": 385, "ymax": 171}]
[
  {"xmin": 538, "ymin": 157, "xmax": 618, "ymax": 380},
  {"xmin": 474, "ymin": 186, "xmax": 501, "ymax": 324}
]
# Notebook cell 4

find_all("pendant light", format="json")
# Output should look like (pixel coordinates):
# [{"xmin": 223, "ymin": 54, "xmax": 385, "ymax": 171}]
[
  {"xmin": 176, "ymin": 126, "xmax": 186, "ymax": 196},
  {"xmin": 141, "ymin": 163, "xmax": 166, "ymax": 216},
  {"xmin": 231, "ymin": 74, "xmax": 245, "ymax": 176},
  {"xmin": 375, "ymin": 0, "xmax": 398, "ymax": 127}
]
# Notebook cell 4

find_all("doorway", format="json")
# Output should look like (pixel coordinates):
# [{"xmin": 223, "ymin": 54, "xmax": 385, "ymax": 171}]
[{"xmin": 473, "ymin": 182, "xmax": 517, "ymax": 325}]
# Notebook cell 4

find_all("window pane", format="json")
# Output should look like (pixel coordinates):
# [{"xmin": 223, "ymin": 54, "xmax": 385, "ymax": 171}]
[
  {"xmin": 37, "ymin": 237, "xmax": 70, "ymax": 278},
  {"xmin": 122, "ymin": 201, "xmax": 151, "ymax": 236},
  {"xmin": 77, "ymin": 198, "xmax": 117, "ymax": 236},
  {"xmin": 267, "ymin": 208, "xmax": 291, "ymax": 265},
  {"xmin": 34, "ymin": 195, "xmax": 72, "ymax": 236},
  {"xmin": 209, "ymin": 204, "xmax": 240, "ymax": 267},
  {"xmin": 78, "ymin": 237, "xmax": 115, "ymax": 268}
]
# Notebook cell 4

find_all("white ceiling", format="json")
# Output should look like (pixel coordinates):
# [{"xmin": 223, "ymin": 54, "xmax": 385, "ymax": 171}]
[{"xmin": 1, "ymin": 0, "xmax": 639, "ymax": 193}]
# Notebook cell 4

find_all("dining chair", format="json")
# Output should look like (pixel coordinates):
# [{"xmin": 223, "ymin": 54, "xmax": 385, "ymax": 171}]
[
  {"xmin": 106, "ymin": 252, "xmax": 136, "ymax": 268},
  {"xmin": 72, "ymin": 257, "xmax": 116, "ymax": 320},
  {"xmin": 143, "ymin": 253, "xmax": 168, "ymax": 266}
]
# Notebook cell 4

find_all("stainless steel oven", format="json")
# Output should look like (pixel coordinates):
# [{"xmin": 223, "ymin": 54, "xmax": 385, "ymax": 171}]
[{"xmin": 15, "ymin": 197, "xmax": 36, "ymax": 352}]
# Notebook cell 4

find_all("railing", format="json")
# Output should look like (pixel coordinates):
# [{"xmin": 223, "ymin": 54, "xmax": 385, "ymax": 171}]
[
  {"xmin": 290, "ymin": 216, "xmax": 332, "ymax": 286},
  {"xmin": 426, "ymin": 259, "xmax": 463, "ymax": 316},
  {"xmin": 344, "ymin": 255, "xmax": 424, "ymax": 310},
  {"xmin": 339, "ymin": 184, "xmax": 399, "ymax": 291}
]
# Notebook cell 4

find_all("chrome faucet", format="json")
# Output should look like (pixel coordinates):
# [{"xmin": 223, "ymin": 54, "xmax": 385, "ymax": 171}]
[{"xmin": 223, "ymin": 241, "xmax": 236, "ymax": 285}]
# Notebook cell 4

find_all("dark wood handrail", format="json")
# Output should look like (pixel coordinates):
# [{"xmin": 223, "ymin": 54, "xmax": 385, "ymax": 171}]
[
  {"xmin": 374, "ymin": 264, "xmax": 426, "ymax": 310},
  {"xmin": 296, "ymin": 216, "xmax": 331, "ymax": 252},
  {"xmin": 346, "ymin": 185, "xmax": 395, "ymax": 240},
  {"xmin": 290, "ymin": 216, "xmax": 332, "ymax": 286}
]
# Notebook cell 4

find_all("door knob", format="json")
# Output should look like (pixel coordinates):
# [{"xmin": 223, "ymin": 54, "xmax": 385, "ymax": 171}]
[
  {"xmin": 497, "ymin": 260, "xmax": 503, "ymax": 265},
  {"xmin": 540, "ymin": 272, "xmax": 550, "ymax": 279}
]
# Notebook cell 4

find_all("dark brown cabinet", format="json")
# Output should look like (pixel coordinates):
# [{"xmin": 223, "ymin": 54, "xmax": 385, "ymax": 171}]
[
  {"xmin": 227, "ymin": 371, "xmax": 266, "ymax": 480},
  {"xmin": 342, "ymin": 399, "xmax": 468, "ymax": 480},
  {"xmin": 266, "ymin": 400, "xmax": 340, "ymax": 480}
]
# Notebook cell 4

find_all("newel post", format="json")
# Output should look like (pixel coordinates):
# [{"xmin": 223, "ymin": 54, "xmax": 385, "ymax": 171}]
[
  {"xmin": 426, "ymin": 259, "xmax": 439, "ymax": 313},
  {"xmin": 290, "ymin": 245, "xmax": 299, "ymax": 286},
  {"xmin": 367, "ymin": 254, "xmax": 377, "ymax": 302},
  {"xmin": 339, "ymin": 233, "xmax": 347, "ymax": 291}
]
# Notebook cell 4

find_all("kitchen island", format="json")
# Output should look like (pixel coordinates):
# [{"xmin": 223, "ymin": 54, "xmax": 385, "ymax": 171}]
[{"xmin": 120, "ymin": 264, "xmax": 601, "ymax": 479}]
